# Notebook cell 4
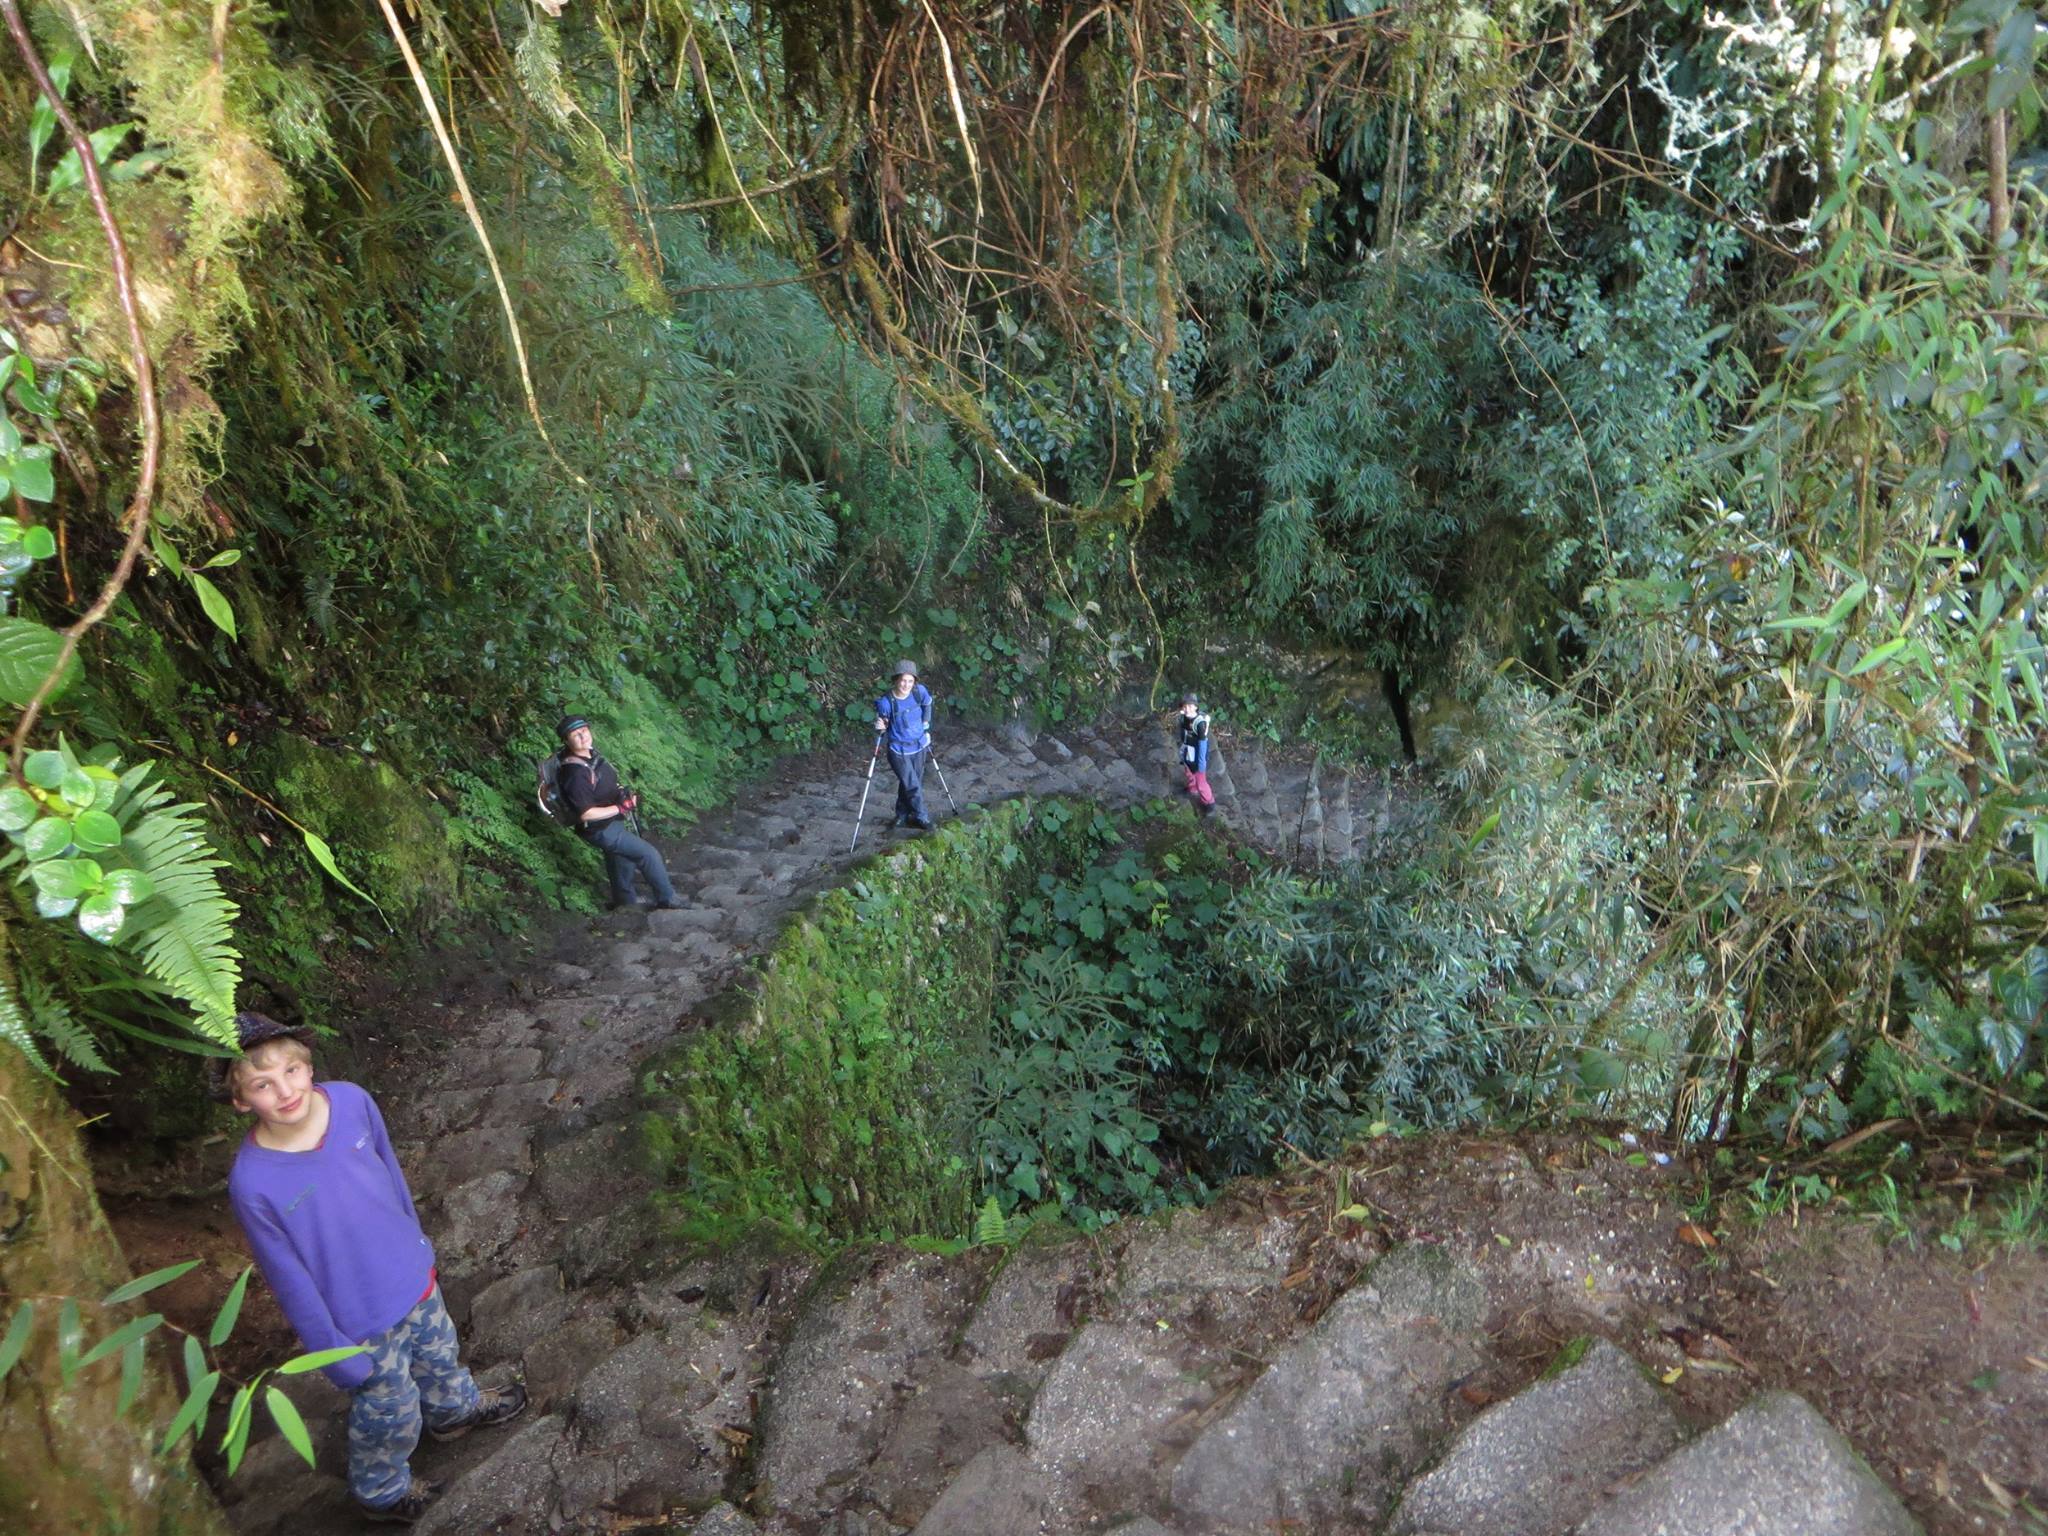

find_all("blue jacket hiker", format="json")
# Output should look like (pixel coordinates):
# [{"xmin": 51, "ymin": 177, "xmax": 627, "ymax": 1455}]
[
  {"xmin": 874, "ymin": 658, "xmax": 936, "ymax": 829},
  {"xmin": 218, "ymin": 1013, "xmax": 526, "ymax": 1524}
]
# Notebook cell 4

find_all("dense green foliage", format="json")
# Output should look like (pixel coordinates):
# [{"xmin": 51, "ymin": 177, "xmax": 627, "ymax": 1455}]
[
  {"xmin": 640, "ymin": 798, "xmax": 1069, "ymax": 1240},
  {"xmin": 0, "ymin": 0, "xmax": 2043, "ymax": 1160}
]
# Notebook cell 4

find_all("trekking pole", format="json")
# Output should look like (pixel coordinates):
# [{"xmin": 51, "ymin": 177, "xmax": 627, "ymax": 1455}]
[
  {"xmin": 850, "ymin": 734, "xmax": 883, "ymax": 852},
  {"xmin": 929, "ymin": 751, "xmax": 959, "ymax": 816}
]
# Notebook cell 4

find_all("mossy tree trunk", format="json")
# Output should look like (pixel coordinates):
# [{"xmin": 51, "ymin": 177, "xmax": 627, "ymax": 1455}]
[{"xmin": 0, "ymin": 1026, "xmax": 229, "ymax": 1534}]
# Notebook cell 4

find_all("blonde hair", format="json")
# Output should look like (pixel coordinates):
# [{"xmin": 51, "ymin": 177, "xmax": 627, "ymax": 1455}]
[{"xmin": 227, "ymin": 1036, "xmax": 313, "ymax": 1102}]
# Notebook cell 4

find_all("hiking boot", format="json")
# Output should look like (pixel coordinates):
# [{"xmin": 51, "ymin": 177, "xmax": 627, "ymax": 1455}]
[
  {"xmin": 608, "ymin": 896, "xmax": 649, "ymax": 912},
  {"xmin": 651, "ymin": 900, "xmax": 685, "ymax": 911},
  {"xmin": 890, "ymin": 814, "xmax": 909, "ymax": 828},
  {"xmin": 359, "ymin": 1478, "xmax": 440, "ymax": 1524},
  {"xmin": 429, "ymin": 1382, "xmax": 528, "ymax": 1442},
  {"xmin": 912, "ymin": 816, "xmax": 936, "ymax": 831}
]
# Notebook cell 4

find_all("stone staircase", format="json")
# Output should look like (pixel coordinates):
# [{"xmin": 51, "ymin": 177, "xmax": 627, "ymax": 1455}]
[{"xmin": 206, "ymin": 721, "xmax": 1919, "ymax": 1535}]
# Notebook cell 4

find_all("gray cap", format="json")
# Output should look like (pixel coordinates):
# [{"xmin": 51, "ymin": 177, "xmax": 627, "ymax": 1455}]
[
  {"xmin": 207, "ymin": 1012, "xmax": 317, "ymax": 1102},
  {"xmin": 891, "ymin": 659, "xmax": 918, "ymax": 680}
]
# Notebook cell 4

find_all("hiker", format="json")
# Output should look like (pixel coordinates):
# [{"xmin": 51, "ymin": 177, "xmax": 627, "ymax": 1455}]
[
  {"xmin": 553, "ymin": 715, "xmax": 682, "ymax": 910},
  {"xmin": 874, "ymin": 659, "xmax": 937, "ymax": 830},
  {"xmin": 219, "ymin": 1012, "xmax": 526, "ymax": 1524},
  {"xmin": 1177, "ymin": 692, "xmax": 1215, "ymax": 815}
]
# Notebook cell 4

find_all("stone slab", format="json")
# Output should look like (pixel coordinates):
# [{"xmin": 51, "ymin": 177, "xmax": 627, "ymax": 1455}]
[
  {"xmin": 1391, "ymin": 1339, "xmax": 1684, "ymax": 1536},
  {"xmin": 910, "ymin": 1445, "xmax": 1047, "ymax": 1536},
  {"xmin": 1572, "ymin": 1390, "xmax": 1921, "ymax": 1536},
  {"xmin": 1170, "ymin": 1245, "xmax": 1486, "ymax": 1533}
]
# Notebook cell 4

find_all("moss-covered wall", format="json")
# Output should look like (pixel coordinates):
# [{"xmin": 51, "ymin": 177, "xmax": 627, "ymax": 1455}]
[
  {"xmin": 0, "ymin": 984, "xmax": 230, "ymax": 1536},
  {"xmin": 640, "ymin": 798, "xmax": 1087, "ymax": 1242}
]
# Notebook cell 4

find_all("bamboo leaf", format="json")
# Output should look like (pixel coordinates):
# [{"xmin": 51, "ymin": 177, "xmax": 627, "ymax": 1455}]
[
  {"xmin": 159, "ymin": 1369, "xmax": 219, "ymax": 1456},
  {"xmin": 0, "ymin": 1302, "xmax": 33, "ymax": 1380},
  {"xmin": 265, "ymin": 1385, "xmax": 317, "ymax": 1468},
  {"xmin": 76, "ymin": 1312, "xmax": 162, "ymax": 1371},
  {"xmin": 209, "ymin": 1266, "xmax": 251, "ymax": 1348},
  {"xmin": 103, "ymin": 1259, "xmax": 202, "ymax": 1306},
  {"xmin": 276, "ymin": 1345, "xmax": 367, "ymax": 1376}
]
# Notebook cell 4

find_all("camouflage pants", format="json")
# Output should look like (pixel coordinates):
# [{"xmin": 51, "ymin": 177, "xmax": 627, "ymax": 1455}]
[{"xmin": 348, "ymin": 1285, "xmax": 480, "ymax": 1509}]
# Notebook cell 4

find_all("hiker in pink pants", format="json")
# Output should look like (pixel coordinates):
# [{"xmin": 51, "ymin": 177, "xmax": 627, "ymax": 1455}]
[{"xmin": 1177, "ymin": 693, "xmax": 1215, "ymax": 816}]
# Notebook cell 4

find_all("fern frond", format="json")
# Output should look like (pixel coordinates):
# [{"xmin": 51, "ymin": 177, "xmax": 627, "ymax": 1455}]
[
  {"xmin": 105, "ymin": 775, "xmax": 241, "ymax": 1043},
  {"xmin": 22, "ymin": 974, "xmax": 110, "ymax": 1074},
  {"xmin": 0, "ymin": 972, "xmax": 55, "ymax": 1077},
  {"xmin": 975, "ymin": 1195, "xmax": 1011, "ymax": 1246}
]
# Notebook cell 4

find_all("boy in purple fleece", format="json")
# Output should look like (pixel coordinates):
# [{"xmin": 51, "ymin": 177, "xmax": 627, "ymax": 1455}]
[{"xmin": 220, "ymin": 1013, "xmax": 525, "ymax": 1524}]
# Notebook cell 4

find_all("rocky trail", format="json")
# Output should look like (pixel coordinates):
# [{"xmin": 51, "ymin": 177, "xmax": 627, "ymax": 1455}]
[{"xmin": 181, "ymin": 719, "xmax": 2028, "ymax": 1536}]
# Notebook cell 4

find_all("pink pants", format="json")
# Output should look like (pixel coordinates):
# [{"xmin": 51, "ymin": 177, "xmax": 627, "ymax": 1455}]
[{"xmin": 1184, "ymin": 768, "xmax": 1214, "ymax": 807}]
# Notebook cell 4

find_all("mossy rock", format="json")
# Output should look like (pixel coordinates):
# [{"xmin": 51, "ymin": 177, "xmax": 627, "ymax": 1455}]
[{"xmin": 269, "ymin": 734, "xmax": 460, "ymax": 924}]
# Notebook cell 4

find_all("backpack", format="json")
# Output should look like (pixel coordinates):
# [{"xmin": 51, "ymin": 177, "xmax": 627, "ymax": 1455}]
[
  {"xmin": 883, "ymin": 685, "xmax": 934, "ymax": 746},
  {"xmin": 536, "ymin": 751, "xmax": 601, "ymax": 827}
]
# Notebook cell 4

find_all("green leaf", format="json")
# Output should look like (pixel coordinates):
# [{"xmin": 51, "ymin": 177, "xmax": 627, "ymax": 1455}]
[
  {"xmin": 102, "ymin": 867, "xmax": 155, "ymax": 905},
  {"xmin": 118, "ymin": 1334, "xmax": 146, "ymax": 1415},
  {"xmin": 0, "ymin": 1302, "xmax": 33, "ymax": 1380},
  {"xmin": 46, "ymin": 122, "xmax": 136, "ymax": 194},
  {"xmin": 210, "ymin": 1266, "xmax": 251, "ymax": 1347},
  {"xmin": 301, "ymin": 830, "xmax": 382, "ymax": 918},
  {"xmin": 21, "ymin": 525, "xmax": 55, "ymax": 560},
  {"xmin": 0, "ymin": 785, "xmax": 39, "ymax": 831},
  {"xmin": 30, "ymin": 856, "xmax": 92, "ymax": 899},
  {"xmin": 148, "ymin": 527, "xmax": 185, "ymax": 577},
  {"xmin": 76, "ymin": 1311, "xmax": 162, "ymax": 1371},
  {"xmin": 34, "ymin": 890, "xmax": 79, "ymax": 920},
  {"xmin": 22, "ymin": 816, "xmax": 72, "ymax": 860},
  {"xmin": 1577, "ymin": 1050, "xmax": 1627, "ymax": 1092},
  {"xmin": 188, "ymin": 572, "xmax": 237, "ymax": 641},
  {"xmin": 103, "ymin": 1258, "xmax": 202, "ymax": 1306},
  {"xmin": 159, "ymin": 1369, "xmax": 219, "ymax": 1456},
  {"xmin": 182, "ymin": 1332, "xmax": 207, "ymax": 1391},
  {"xmin": 56, "ymin": 1298, "xmax": 82, "ymax": 1384},
  {"xmin": 1844, "ymin": 637, "xmax": 1906, "ymax": 677},
  {"xmin": 221, "ymin": 1381, "xmax": 256, "ymax": 1475},
  {"xmin": 265, "ymin": 1385, "xmax": 317, "ymax": 1468},
  {"xmin": 23, "ymin": 749, "xmax": 66, "ymax": 789},
  {"xmin": 0, "ymin": 618, "xmax": 80, "ymax": 707},
  {"xmin": 276, "ymin": 1345, "xmax": 367, "ymax": 1376},
  {"xmin": 59, "ymin": 766, "xmax": 95, "ymax": 809},
  {"xmin": 7, "ymin": 446, "xmax": 54, "ymax": 502},
  {"xmin": 70, "ymin": 808, "xmax": 121, "ymax": 851},
  {"xmin": 201, "ymin": 549, "xmax": 242, "ymax": 569}
]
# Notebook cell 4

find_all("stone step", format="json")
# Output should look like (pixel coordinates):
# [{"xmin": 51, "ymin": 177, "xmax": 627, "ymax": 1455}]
[
  {"xmin": 1572, "ymin": 1391, "xmax": 1921, "ymax": 1536},
  {"xmin": 1390, "ymin": 1338, "xmax": 1684, "ymax": 1536},
  {"xmin": 1170, "ymin": 1245, "xmax": 1486, "ymax": 1532}
]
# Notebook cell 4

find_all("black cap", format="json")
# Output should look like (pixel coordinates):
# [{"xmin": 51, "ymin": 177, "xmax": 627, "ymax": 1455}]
[
  {"xmin": 556, "ymin": 715, "xmax": 590, "ymax": 741},
  {"xmin": 208, "ymin": 1012, "xmax": 317, "ymax": 1102},
  {"xmin": 1181, "ymin": 692, "xmax": 1200, "ymax": 707}
]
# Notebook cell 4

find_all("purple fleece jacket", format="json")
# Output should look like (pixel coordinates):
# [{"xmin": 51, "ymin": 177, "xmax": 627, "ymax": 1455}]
[{"xmin": 227, "ymin": 1080, "xmax": 435, "ymax": 1390}]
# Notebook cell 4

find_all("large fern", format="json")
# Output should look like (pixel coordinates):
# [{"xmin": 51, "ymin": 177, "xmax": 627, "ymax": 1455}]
[
  {"xmin": 0, "ymin": 970, "xmax": 51, "ymax": 1076},
  {"xmin": 105, "ymin": 765, "xmax": 241, "ymax": 1044}
]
